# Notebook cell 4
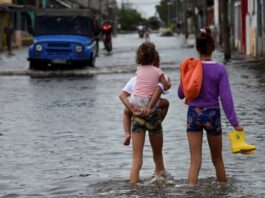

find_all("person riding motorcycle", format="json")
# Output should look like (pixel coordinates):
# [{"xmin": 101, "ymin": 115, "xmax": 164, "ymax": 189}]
[
  {"xmin": 102, "ymin": 22, "xmax": 112, "ymax": 52},
  {"xmin": 137, "ymin": 24, "xmax": 145, "ymax": 38}
]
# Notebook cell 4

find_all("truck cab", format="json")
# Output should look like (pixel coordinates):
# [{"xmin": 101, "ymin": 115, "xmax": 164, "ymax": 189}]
[{"xmin": 28, "ymin": 9, "xmax": 97, "ymax": 69}]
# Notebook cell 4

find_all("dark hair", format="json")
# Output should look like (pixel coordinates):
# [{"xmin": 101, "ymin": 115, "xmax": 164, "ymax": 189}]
[
  {"xmin": 136, "ymin": 42, "xmax": 156, "ymax": 65},
  {"xmin": 153, "ymin": 50, "xmax": 160, "ymax": 67},
  {"xmin": 196, "ymin": 27, "xmax": 215, "ymax": 56}
]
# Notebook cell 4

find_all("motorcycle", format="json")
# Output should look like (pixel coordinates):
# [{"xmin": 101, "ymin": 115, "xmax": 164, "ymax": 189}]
[
  {"xmin": 138, "ymin": 29, "xmax": 145, "ymax": 38},
  {"xmin": 103, "ymin": 34, "xmax": 112, "ymax": 52}
]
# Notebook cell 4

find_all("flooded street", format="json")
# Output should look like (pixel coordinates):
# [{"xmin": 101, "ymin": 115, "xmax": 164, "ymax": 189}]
[{"xmin": 0, "ymin": 33, "xmax": 265, "ymax": 197}]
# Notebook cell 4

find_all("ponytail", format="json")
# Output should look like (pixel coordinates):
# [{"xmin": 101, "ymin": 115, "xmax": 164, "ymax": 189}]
[{"xmin": 196, "ymin": 27, "xmax": 215, "ymax": 56}]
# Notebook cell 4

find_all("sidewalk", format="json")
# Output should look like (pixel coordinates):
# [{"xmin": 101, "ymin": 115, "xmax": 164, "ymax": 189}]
[
  {"xmin": 182, "ymin": 34, "xmax": 196, "ymax": 48},
  {"xmin": 0, "ymin": 46, "xmax": 29, "ymax": 72},
  {"xmin": 180, "ymin": 33, "xmax": 265, "ymax": 63}
]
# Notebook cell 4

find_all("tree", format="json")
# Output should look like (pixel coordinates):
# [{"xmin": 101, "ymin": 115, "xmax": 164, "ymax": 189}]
[
  {"xmin": 117, "ymin": 7, "xmax": 146, "ymax": 31},
  {"xmin": 156, "ymin": 0, "xmax": 168, "ymax": 24},
  {"xmin": 147, "ymin": 17, "xmax": 161, "ymax": 30}
]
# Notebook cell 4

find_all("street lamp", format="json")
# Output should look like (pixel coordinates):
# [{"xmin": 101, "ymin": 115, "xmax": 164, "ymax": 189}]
[
  {"xmin": 99, "ymin": 0, "xmax": 102, "ymax": 25},
  {"xmin": 36, "ymin": 0, "xmax": 39, "ymax": 10}
]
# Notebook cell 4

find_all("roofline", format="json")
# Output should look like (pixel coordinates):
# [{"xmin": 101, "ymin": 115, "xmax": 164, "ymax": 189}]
[
  {"xmin": 0, "ymin": 3, "xmax": 23, "ymax": 9},
  {"xmin": 37, "ymin": 8, "xmax": 92, "ymax": 17}
]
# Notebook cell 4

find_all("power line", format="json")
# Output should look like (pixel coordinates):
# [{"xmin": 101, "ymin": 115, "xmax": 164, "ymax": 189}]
[
  {"xmin": 118, "ymin": 0, "xmax": 160, "ymax": 5},
  {"xmin": 127, "ymin": 0, "xmax": 159, "ymax": 2},
  {"xmin": 134, "ymin": 2, "xmax": 159, "ymax": 5}
]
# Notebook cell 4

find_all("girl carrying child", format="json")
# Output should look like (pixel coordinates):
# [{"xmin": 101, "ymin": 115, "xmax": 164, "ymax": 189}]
[
  {"xmin": 119, "ymin": 50, "xmax": 169, "ymax": 146},
  {"xmin": 119, "ymin": 42, "xmax": 171, "ymax": 184}
]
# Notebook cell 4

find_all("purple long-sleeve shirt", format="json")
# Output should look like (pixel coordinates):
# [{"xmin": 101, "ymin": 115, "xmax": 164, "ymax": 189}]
[{"xmin": 178, "ymin": 61, "xmax": 239, "ymax": 126}]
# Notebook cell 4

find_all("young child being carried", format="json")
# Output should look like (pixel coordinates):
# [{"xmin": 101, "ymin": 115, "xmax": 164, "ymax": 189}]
[{"xmin": 120, "ymin": 49, "xmax": 170, "ymax": 145}]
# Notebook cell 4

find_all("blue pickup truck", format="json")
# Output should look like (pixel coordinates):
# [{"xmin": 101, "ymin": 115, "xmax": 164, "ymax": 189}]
[{"xmin": 28, "ymin": 9, "xmax": 97, "ymax": 69}]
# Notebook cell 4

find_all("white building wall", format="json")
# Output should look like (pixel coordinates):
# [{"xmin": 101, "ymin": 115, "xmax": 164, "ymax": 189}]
[
  {"xmin": 214, "ymin": 0, "xmax": 219, "ymax": 26},
  {"xmin": 246, "ymin": 0, "xmax": 257, "ymax": 56},
  {"xmin": 260, "ymin": 1, "xmax": 265, "ymax": 56},
  {"xmin": 0, "ymin": 0, "xmax": 12, "ymax": 3},
  {"xmin": 74, "ymin": 0, "xmax": 102, "ymax": 10},
  {"xmin": 89, "ymin": 0, "xmax": 100, "ymax": 10},
  {"xmin": 234, "ymin": 1, "xmax": 242, "ymax": 52}
]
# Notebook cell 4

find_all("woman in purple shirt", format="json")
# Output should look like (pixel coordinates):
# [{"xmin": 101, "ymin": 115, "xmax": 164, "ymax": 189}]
[{"xmin": 178, "ymin": 28, "xmax": 243, "ymax": 186}]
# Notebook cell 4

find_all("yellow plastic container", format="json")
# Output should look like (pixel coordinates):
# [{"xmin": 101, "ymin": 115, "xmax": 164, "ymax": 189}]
[{"xmin": 227, "ymin": 131, "xmax": 256, "ymax": 154}]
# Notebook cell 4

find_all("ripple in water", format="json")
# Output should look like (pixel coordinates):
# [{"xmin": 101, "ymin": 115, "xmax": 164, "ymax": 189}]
[{"xmin": 85, "ymin": 176, "xmax": 262, "ymax": 198}]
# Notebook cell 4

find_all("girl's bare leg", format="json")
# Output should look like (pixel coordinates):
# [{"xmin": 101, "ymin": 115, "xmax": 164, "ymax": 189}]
[
  {"xmin": 207, "ymin": 134, "xmax": 227, "ymax": 182},
  {"xmin": 187, "ymin": 132, "xmax": 203, "ymax": 186},
  {"xmin": 130, "ymin": 129, "xmax": 145, "ymax": 184},
  {"xmin": 149, "ymin": 131, "xmax": 165, "ymax": 175}
]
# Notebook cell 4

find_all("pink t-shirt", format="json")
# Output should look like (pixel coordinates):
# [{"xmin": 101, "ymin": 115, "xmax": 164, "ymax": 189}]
[{"xmin": 133, "ymin": 65, "xmax": 164, "ymax": 97}]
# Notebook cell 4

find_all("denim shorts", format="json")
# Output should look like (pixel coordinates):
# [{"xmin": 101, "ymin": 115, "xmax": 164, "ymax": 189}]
[{"xmin": 187, "ymin": 106, "xmax": 222, "ymax": 136}]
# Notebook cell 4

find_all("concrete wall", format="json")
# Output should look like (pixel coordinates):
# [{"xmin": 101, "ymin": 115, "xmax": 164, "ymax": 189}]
[
  {"xmin": 0, "ymin": 0, "xmax": 12, "ymax": 3},
  {"xmin": 246, "ymin": 0, "xmax": 257, "ymax": 56},
  {"xmin": 0, "ymin": 0, "xmax": 12, "ymax": 49},
  {"xmin": 0, "ymin": 12, "xmax": 9, "ymax": 50},
  {"xmin": 234, "ymin": 1, "xmax": 242, "ymax": 52}
]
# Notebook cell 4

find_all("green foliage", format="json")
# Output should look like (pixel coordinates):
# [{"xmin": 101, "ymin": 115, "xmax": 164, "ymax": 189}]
[
  {"xmin": 118, "ymin": 7, "xmax": 146, "ymax": 31},
  {"xmin": 147, "ymin": 17, "xmax": 161, "ymax": 30},
  {"xmin": 156, "ymin": 0, "xmax": 168, "ymax": 24}
]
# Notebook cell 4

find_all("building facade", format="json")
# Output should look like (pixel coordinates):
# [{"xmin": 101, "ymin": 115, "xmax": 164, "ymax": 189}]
[
  {"xmin": 0, "ymin": 0, "xmax": 117, "ymax": 51},
  {"xmin": 214, "ymin": 0, "xmax": 265, "ymax": 57},
  {"xmin": 0, "ymin": 0, "xmax": 12, "ymax": 50},
  {"xmin": 256, "ymin": 0, "xmax": 265, "ymax": 56}
]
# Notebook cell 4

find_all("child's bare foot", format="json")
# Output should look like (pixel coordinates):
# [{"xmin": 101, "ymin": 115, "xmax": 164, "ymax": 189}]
[{"xmin": 123, "ymin": 134, "xmax": 131, "ymax": 146}]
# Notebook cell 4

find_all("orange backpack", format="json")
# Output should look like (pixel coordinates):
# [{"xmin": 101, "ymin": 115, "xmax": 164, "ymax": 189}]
[{"xmin": 180, "ymin": 57, "xmax": 203, "ymax": 102}]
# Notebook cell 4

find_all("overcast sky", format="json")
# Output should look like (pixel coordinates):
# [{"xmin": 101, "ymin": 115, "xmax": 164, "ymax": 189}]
[{"xmin": 116, "ymin": 0, "xmax": 161, "ymax": 18}]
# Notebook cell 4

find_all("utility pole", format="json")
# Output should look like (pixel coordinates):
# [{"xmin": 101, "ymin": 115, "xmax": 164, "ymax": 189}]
[
  {"xmin": 184, "ymin": 0, "xmax": 188, "ymax": 39},
  {"xmin": 36, "ymin": 0, "xmax": 40, "ymax": 10},
  {"xmin": 204, "ymin": 0, "xmax": 208, "ymax": 26},
  {"xmin": 87, "ymin": 0, "xmax": 90, "ymax": 9},
  {"xmin": 218, "ymin": 0, "xmax": 223, "ymax": 46},
  {"xmin": 222, "ymin": 0, "xmax": 231, "ymax": 60},
  {"xmin": 99, "ymin": 0, "xmax": 102, "ymax": 24},
  {"xmin": 167, "ymin": 0, "xmax": 172, "ymax": 26},
  {"xmin": 193, "ymin": 5, "xmax": 199, "ymax": 36}
]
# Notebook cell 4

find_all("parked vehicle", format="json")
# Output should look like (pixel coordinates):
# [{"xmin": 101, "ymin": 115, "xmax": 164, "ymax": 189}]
[{"xmin": 28, "ymin": 9, "xmax": 97, "ymax": 69}]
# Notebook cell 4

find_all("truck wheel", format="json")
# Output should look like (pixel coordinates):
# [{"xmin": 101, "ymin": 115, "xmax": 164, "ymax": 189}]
[
  {"xmin": 29, "ymin": 61, "xmax": 38, "ymax": 70},
  {"xmin": 30, "ymin": 61, "xmax": 46, "ymax": 70}
]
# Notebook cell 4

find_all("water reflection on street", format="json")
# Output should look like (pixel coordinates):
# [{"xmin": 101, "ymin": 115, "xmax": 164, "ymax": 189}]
[{"xmin": 0, "ymin": 33, "xmax": 265, "ymax": 197}]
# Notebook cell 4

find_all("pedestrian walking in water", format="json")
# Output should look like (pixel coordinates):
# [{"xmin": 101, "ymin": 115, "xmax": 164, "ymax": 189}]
[
  {"xmin": 144, "ymin": 26, "xmax": 150, "ymax": 42},
  {"xmin": 178, "ymin": 27, "xmax": 244, "ymax": 186},
  {"xmin": 5, "ymin": 20, "xmax": 15, "ymax": 55},
  {"xmin": 119, "ymin": 50, "xmax": 169, "ymax": 146},
  {"xmin": 119, "ymin": 42, "xmax": 171, "ymax": 184}
]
